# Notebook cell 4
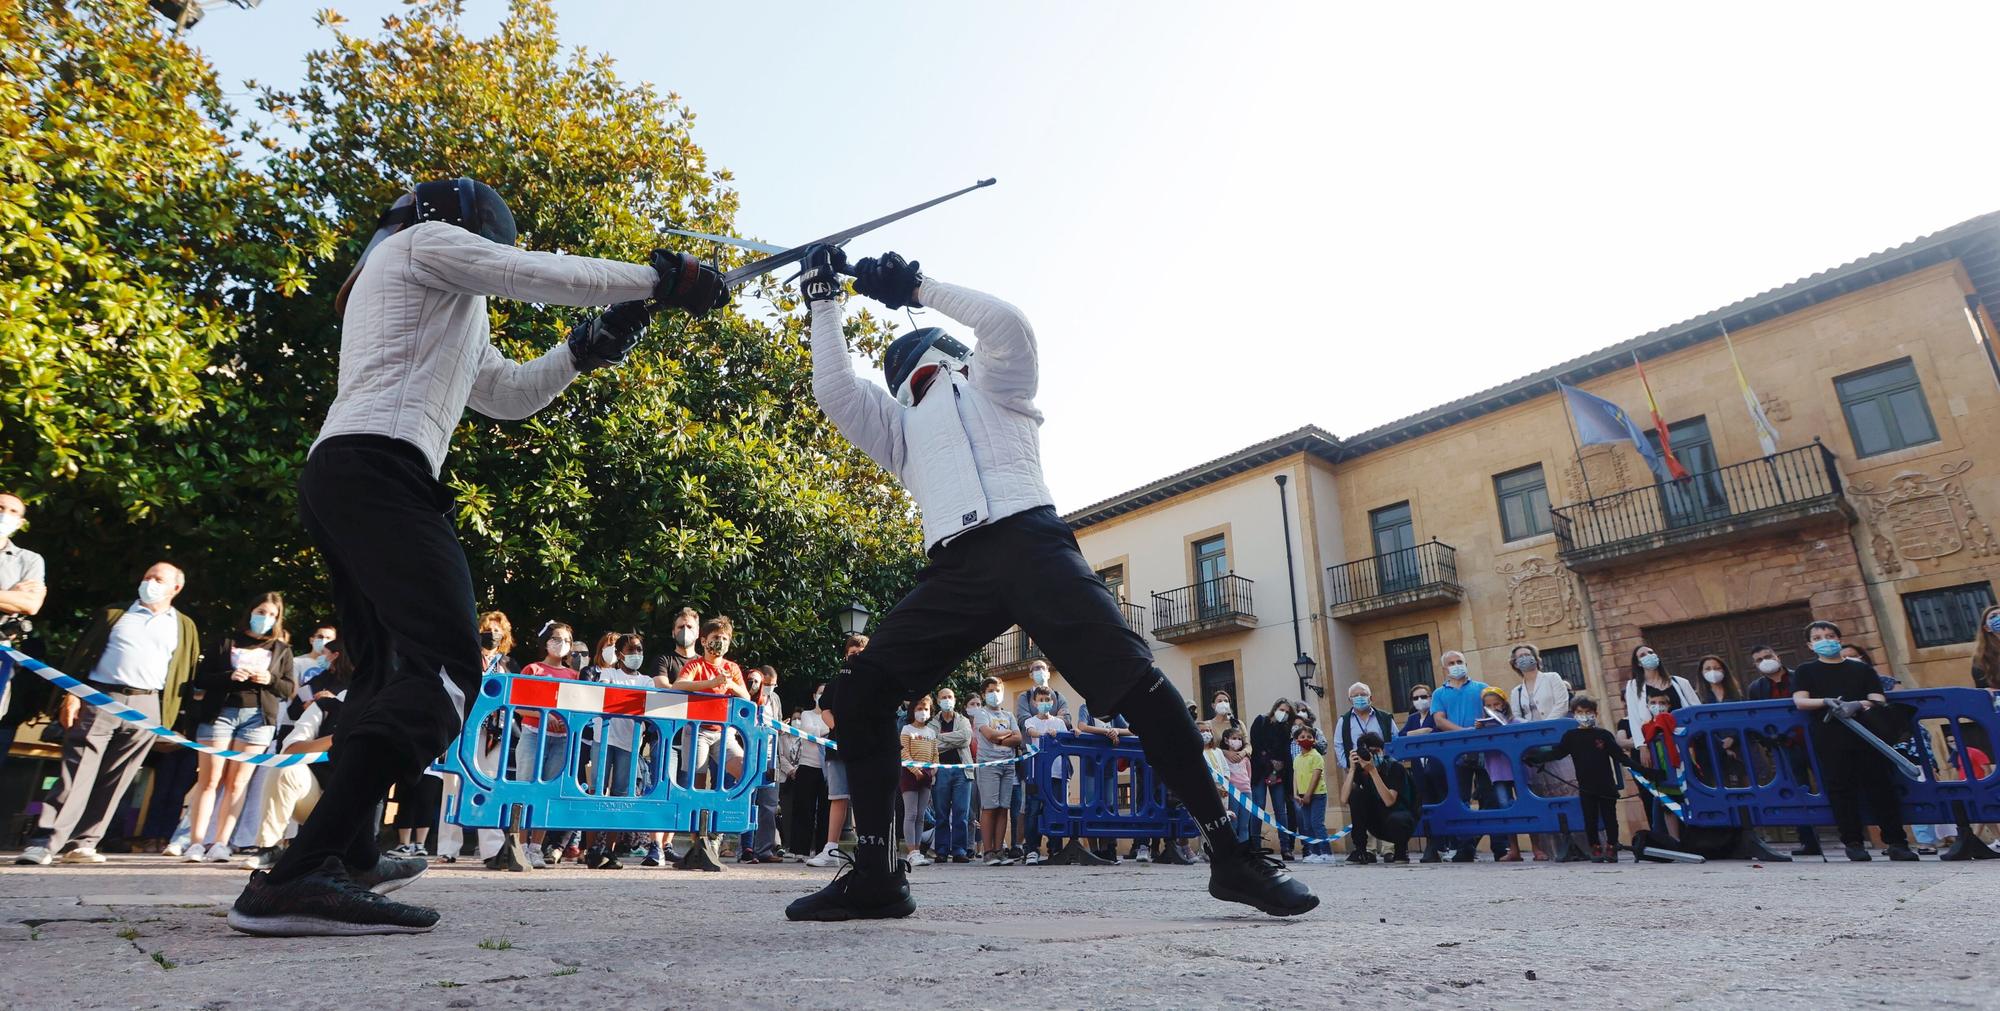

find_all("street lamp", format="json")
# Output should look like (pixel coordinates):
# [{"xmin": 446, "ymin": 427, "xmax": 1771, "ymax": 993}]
[
  {"xmin": 1293, "ymin": 652, "xmax": 1322, "ymax": 698},
  {"xmin": 836, "ymin": 601, "xmax": 872, "ymax": 636}
]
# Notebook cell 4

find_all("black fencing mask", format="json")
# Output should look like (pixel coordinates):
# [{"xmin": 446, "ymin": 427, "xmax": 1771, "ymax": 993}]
[{"xmin": 336, "ymin": 177, "xmax": 516, "ymax": 317}]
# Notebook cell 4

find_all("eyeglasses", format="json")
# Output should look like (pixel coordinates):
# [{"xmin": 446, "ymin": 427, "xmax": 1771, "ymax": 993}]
[{"xmin": 1410, "ymin": 694, "xmax": 1431, "ymax": 701}]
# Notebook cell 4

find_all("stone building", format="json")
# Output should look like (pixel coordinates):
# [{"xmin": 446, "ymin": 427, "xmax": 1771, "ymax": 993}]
[{"xmin": 989, "ymin": 211, "xmax": 2000, "ymax": 802}]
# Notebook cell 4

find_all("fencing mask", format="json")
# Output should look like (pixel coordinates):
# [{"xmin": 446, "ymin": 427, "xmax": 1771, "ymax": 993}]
[
  {"xmin": 883, "ymin": 327, "xmax": 973, "ymax": 408},
  {"xmin": 335, "ymin": 177, "xmax": 517, "ymax": 317}
]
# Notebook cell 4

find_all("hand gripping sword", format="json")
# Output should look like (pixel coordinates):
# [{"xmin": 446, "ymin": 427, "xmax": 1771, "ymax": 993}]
[{"xmin": 1823, "ymin": 699, "xmax": 1925, "ymax": 780}]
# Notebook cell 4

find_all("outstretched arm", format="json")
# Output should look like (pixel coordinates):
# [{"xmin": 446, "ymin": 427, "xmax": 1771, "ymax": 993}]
[
  {"xmin": 402, "ymin": 222, "xmax": 660, "ymax": 307},
  {"xmin": 917, "ymin": 279, "xmax": 1039, "ymax": 407}
]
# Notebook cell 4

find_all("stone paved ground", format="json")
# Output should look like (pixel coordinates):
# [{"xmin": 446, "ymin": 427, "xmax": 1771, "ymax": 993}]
[{"xmin": 0, "ymin": 852, "xmax": 1992, "ymax": 1010}]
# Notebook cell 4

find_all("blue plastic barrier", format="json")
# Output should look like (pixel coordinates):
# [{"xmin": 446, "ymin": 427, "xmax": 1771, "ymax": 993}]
[
  {"xmin": 1385, "ymin": 720, "xmax": 1585, "ymax": 840},
  {"xmin": 1026, "ymin": 732, "xmax": 1197, "ymax": 856},
  {"xmin": 434, "ymin": 672, "xmax": 772, "ymax": 834},
  {"xmin": 1674, "ymin": 687, "xmax": 2000, "ymax": 831}
]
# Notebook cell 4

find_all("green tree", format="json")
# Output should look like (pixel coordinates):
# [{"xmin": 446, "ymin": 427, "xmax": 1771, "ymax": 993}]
[
  {"xmin": 247, "ymin": 0, "xmax": 924, "ymax": 684},
  {"xmin": 0, "ymin": 0, "xmax": 303, "ymax": 647}
]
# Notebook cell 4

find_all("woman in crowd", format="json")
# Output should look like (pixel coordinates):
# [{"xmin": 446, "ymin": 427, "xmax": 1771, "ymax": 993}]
[
  {"xmin": 583, "ymin": 632, "xmax": 651, "ymax": 869},
  {"xmin": 518, "ymin": 622, "xmax": 580, "ymax": 866},
  {"xmin": 1474, "ymin": 687, "xmax": 1522, "ymax": 861},
  {"xmin": 898, "ymin": 693, "xmax": 939, "ymax": 867},
  {"xmin": 183, "ymin": 593, "xmax": 296, "ymax": 862},
  {"xmin": 1208, "ymin": 689, "xmax": 1242, "ymax": 740},
  {"xmin": 1506, "ymin": 643, "xmax": 1579, "ymax": 861},
  {"xmin": 449, "ymin": 611, "xmax": 514, "ymax": 866},
  {"xmin": 793, "ymin": 685, "xmax": 833, "ymax": 863},
  {"xmin": 1691, "ymin": 653, "xmax": 1748, "ymax": 788},
  {"xmin": 1619, "ymin": 644, "xmax": 1701, "ymax": 748},
  {"xmin": 289, "ymin": 623, "xmax": 337, "ymax": 716}
]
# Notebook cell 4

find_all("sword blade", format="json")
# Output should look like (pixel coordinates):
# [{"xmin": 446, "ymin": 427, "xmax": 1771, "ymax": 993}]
[
  {"xmin": 1831, "ymin": 707, "xmax": 1925, "ymax": 780},
  {"xmin": 662, "ymin": 228, "xmax": 790, "ymax": 255},
  {"xmin": 720, "ymin": 178, "xmax": 996, "ymax": 289}
]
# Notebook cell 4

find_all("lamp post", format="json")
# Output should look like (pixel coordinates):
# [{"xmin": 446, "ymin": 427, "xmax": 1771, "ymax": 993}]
[
  {"xmin": 835, "ymin": 601, "xmax": 872, "ymax": 637},
  {"xmin": 1293, "ymin": 652, "xmax": 1321, "ymax": 701},
  {"xmin": 1276, "ymin": 475, "xmax": 1323, "ymax": 699}
]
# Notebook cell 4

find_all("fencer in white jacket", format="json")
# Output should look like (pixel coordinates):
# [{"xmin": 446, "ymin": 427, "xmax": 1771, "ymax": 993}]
[
  {"xmin": 232, "ymin": 177, "xmax": 726, "ymax": 938},
  {"xmin": 784, "ymin": 245, "xmax": 1317, "ymax": 924}
]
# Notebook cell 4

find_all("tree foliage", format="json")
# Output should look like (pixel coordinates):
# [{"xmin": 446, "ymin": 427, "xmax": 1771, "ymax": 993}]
[{"xmin": 5, "ymin": 0, "xmax": 927, "ymax": 690}]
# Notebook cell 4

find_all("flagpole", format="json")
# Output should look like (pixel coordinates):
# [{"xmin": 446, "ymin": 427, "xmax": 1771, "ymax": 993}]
[{"xmin": 1559, "ymin": 385, "xmax": 1599, "ymax": 504}]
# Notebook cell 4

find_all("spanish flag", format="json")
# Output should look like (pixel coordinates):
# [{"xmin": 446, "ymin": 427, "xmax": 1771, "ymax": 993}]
[{"xmin": 1631, "ymin": 352, "xmax": 1690, "ymax": 480}]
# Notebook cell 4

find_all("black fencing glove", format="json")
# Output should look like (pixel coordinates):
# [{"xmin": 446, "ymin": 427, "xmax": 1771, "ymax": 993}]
[
  {"xmin": 650, "ymin": 249, "xmax": 728, "ymax": 316},
  {"xmin": 849, "ymin": 251, "xmax": 923, "ymax": 310},
  {"xmin": 799, "ymin": 243, "xmax": 848, "ymax": 305},
  {"xmin": 567, "ymin": 299, "xmax": 650, "ymax": 371}
]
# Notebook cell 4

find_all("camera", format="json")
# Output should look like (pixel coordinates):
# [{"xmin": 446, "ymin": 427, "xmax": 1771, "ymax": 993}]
[{"xmin": 0, "ymin": 614, "xmax": 32, "ymax": 643}]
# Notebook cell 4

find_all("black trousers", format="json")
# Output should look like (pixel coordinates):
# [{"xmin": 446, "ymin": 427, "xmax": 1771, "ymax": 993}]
[
  {"xmin": 1817, "ymin": 739, "xmax": 1909, "ymax": 848},
  {"xmin": 1580, "ymin": 794, "xmax": 1619, "ymax": 848},
  {"xmin": 271, "ymin": 436, "xmax": 482, "ymax": 881},
  {"xmin": 832, "ymin": 507, "xmax": 1227, "ymax": 864},
  {"xmin": 1349, "ymin": 789, "xmax": 1413, "ymax": 855}
]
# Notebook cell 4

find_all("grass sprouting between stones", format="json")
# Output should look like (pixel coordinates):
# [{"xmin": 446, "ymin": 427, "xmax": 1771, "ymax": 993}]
[{"xmin": 478, "ymin": 937, "xmax": 513, "ymax": 951}]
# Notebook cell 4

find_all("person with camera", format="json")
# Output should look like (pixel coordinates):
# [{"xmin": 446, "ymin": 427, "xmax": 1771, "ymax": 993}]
[
  {"xmin": 1345, "ymin": 732, "xmax": 1414, "ymax": 863},
  {"xmin": 18, "ymin": 562, "xmax": 200, "ymax": 866},
  {"xmin": 0, "ymin": 491, "xmax": 48, "ymax": 765}
]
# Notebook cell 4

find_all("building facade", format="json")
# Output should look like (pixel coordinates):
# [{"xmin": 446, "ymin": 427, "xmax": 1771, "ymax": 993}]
[{"xmin": 986, "ymin": 212, "xmax": 2000, "ymax": 816}]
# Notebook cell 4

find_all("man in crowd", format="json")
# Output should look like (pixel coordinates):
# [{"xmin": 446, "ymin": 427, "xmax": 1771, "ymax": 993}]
[
  {"xmin": 739, "ymin": 664, "xmax": 785, "ymax": 863},
  {"xmin": 1332, "ymin": 680, "xmax": 1395, "ymax": 851},
  {"xmin": 18, "ymin": 562, "xmax": 199, "ymax": 866},
  {"xmin": 1345, "ymin": 732, "xmax": 1413, "ymax": 863},
  {"xmin": 1791, "ymin": 621, "xmax": 1919, "ymax": 862},
  {"xmin": 930, "ymin": 685, "xmax": 975, "ymax": 863},
  {"xmin": 1427, "ymin": 649, "xmax": 1501, "ymax": 862},
  {"xmin": 1011, "ymin": 659, "xmax": 1067, "ymax": 858},
  {"xmin": 1744, "ymin": 643, "xmax": 1821, "ymax": 857},
  {"xmin": 1075, "ymin": 697, "xmax": 1140, "ymax": 861},
  {"xmin": 0, "ymin": 490, "xmax": 48, "ymax": 764},
  {"xmin": 648, "ymin": 606, "xmax": 703, "ymax": 863}
]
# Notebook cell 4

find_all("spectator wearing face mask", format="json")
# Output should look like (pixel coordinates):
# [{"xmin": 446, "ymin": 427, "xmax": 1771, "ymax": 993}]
[
  {"xmin": 928, "ymin": 687, "xmax": 975, "ymax": 863},
  {"xmin": 971, "ymin": 675, "xmax": 1022, "ymax": 865},
  {"xmin": 451, "ymin": 611, "xmax": 513, "ymax": 868},
  {"xmin": 1021, "ymin": 687, "xmax": 1071, "ymax": 864},
  {"xmin": 1792, "ymin": 621, "xmax": 1917, "ymax": 862},
  {"xmin": 515, "ymin": 621, "xmax": 580, "ymax": 866},
  {"xmin": 1399, "ymin": 684, "xmax": 1451, "ymax": 861},
  {"xmin": 739, "ymin": 664, "xmax": 786, "ymax": 864},
  {"xmin": 1292, "ymin": 726, "xmax": 1332, "ymax": 862},
  {"xmin": 290, "ymin": 624, "xmax": 338, "ymax": 717},
  {"xmin": 1010, "ymin": 660, "xmax": 1067, "ymax": 860},
  {"xmin": 896, "ymin": 694, "xmax": 940, "ymax": 867},
  {"xmin": 1250, "ymin": 698, "xmax": 1300, "ymax": 858},
  {"xmin": 1474, "ymin": 688, "xmax": 1522, "ymax": 862},
  {"xmin": 582, "ymin": 633, "xmax": 652, "ymax": 870},
  {"xmin": 669, "ymin": 616, "xmax": 752, "ymax": 872},
  {"xmin": 1427, "ymin": 650, "xmax": 1491, "ymax": 862},
  {"xmin": 183, "ymin": 593, "xmax": 297, "ymax": 863},
  {"xmin": 1742, "ymin": 643, "xmax": 1820, "ymax": 857},
  {"xmin": 1332, "ymin": 682, "xmax": 1393, "ymax": 859},
  {"xmin": 1691, "ymin": 654, "xmax": 1749, "ymax": 789},
  {"xmin": 1219, "ymin": 726, "xmax": 1255, "ymax": 845},
  {"xmin": 1344, "ymin": 732, "xmax": 1413, "ymax": 863},
  {"xmin": 1506, "ymin": 644, "xmax": 1582, "ymax": 862},
  {"xmin": 1206, "ymin": 689, "xmax": 1242, "ymax": 740},
  {"xmin": 1531, "ymin": 696, "xmax": 1636, "ymax": 862},
  {"xmin": 1618, "ymin": 644, "xmax": 1698, "ymax": 839}
]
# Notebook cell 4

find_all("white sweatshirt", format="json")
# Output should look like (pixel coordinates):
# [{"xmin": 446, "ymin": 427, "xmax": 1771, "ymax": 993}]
[
  {"xmin": 313, "ymin": 222, "xmax": 660, "ymax": 475},
  {"xmin": 810, "ymin": 279, "xmax": 1054, "ymax": 550}
]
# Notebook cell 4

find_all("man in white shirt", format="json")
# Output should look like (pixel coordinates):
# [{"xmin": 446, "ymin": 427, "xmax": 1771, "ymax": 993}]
[
  {"xmin": 18, "ymin": 563, "xmax": 194, "ymax": 866},
  {"xmin": 0, "ymin": 490, "xmax": 47, "ymax": 741}
]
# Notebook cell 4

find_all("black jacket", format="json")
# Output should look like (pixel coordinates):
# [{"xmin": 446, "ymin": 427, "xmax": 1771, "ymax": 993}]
[{"xmin": 189, "ymin": 634, "xmax": 296, "ymax": 729}]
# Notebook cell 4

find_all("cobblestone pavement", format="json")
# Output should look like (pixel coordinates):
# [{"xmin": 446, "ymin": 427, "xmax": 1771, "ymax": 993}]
[{"xmin": 0, "ymin": 852, "xmax": 1991, "ymax": 1009}]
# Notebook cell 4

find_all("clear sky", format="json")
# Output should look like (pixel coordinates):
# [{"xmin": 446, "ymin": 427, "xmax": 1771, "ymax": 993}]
[{"xmin": 188, "ymin": 1, "xmax": 2000, "ymax": 510}]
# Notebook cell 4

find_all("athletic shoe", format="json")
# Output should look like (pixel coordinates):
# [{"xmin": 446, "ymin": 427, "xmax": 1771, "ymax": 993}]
[
  {"xmin": 227, "ymin": 857, "xmax": 439, "ymax": 937},
  {"xmin": 784, "ymin": 859, "xmax": 916, "ymax": 922},
  {"xmin": 735, "ymin": 850, "xmax": 760, "ymax": 864},
  {"xmin": 1207, "ymin": 845, "xmax": 1319, "ymax": 917},
  {"xmin": 1884, "ymin": 846, "xmax": 1920, "ymax": 862},
  {"xmin": 206, "ymin": 846, "xmax": 235, "ymax": 863},
  {"xmin": 1449, "ymin": 848, "xmax": 1478, "ymax": 863},
  {"xmin": 662, "ymin": 845, "xmax": 687, "ymax": 864},
  {"xmin": 805, "ymin": 844, "xmax": 846, "ymax": 868},
  {"xmin": 439, "ymin": 853, "xmax": 457, "ymax": 864},
  {"xmin": 240, "ymin": 847, "xmax": 280, "ymax": 871},
  {"xmin": 1344, "ymin": 850, "xmax": 1367, "ymax": 864},
  {"xmin": 527, "ymin": 847, "xmax": 546, "ymax": 869},
  {"xmin": 585, "ymin": 847, "xmax": 607, "ymax": 870},
  {"xmin": 562, "ymin": 845, "xmax": 583, "ymax": 863},
  {"xmin": 1135, "ymin": 845, "xmax": 1153, "ymax": 864},
  {"xmin": 182, "ymin": 844, "xmax": 208, "ymax": 863},
  {"xmin": 1023, "ymin": 851, "xmax": 1042, "ymax": 865},
  {"xmin": 598, "ymin": 854, "xmax": 624, "ymax": 870},
  {"xmin": 351, "ymin": 852, "xmax": 430, "ymax": 895},
  {"xmin": 1418, "ymin": 851, "xmax": 1443, "ymax": 864},
  {"xmin": 984, "ymin": 851, "xmax": 1005, "ymax": 866},
  {"xmin": 907, "ymin": 852, "xmax": 932, "ymax": 867},
  {"xmin": 1005, "ymin": 846, "xmax": 1023, "ymax": 862},
  {"xmin": 1845, "ymin": 845, "xmax": 1873, "ymax": 862},
  {"xmin": 642, "ymin": 842, "xmax": 664, "ymax": 866},
  {"xmin": 62, "ymin": 846, "xmax": 107, "ymax": 864},
  {"xmin": 15, "ymin": 845, "xmax": 52, "ymax": 866},
  {"xmin": 161, "ymin": 841, "xmax": 186, "ymax": 858}
]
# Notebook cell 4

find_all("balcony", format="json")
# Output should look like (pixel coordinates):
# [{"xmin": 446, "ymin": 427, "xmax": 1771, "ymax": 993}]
[
  {"xmin": 1326, "ymin": 540, "xmax": 1464, "ymax": 621},
  {"xmin": 980, "ymin": 602, "xmax": 1149, "ymax": 676},
  {"xmin": 1551, "ymin": 443, "xmax": 1854, "ymax": 571},
  {"xmin": 1151, "ymin": 575, "xmax": 1257, "ymax": 644}
]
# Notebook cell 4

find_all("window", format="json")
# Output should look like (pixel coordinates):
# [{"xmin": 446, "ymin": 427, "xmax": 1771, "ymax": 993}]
[
  {"xmin": 1198, "ymin": 660, "xmax": 1238, "ymax": 718},
  {"xmin": 1097, "ymin": 564, "xmax": 1125, "ymax": 602},
  {"xmin": 1384, "ymin": 635, "xmax": 1433, "ymax": 712},
  {"xmin": 1540, "ymin": 645, "xmax": 1584, "ymax": 689},
  {"xmin": 1193, "ymin": 535, "xmax": 1229, "ymax": 618},
  {"xmin": 1646, "ymin": 416, "xmax": 1730, "ymax": 526},
  {"xmin": 1494, "ymin": 464, "xmax": 1552, "ymax": 541},
  {"xmin": 1370, "ymin": 502, "xmax": 1418, "ymax": 593},
  {"xmin": 1903, "ymin": 583, "xmax": 1997, "ymax": 648},
  {"xmin": 1836, "ymin": 358, "xmax": 1939, "ymax": 457}
]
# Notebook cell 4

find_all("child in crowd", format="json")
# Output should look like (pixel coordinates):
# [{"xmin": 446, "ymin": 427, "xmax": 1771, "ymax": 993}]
[
  {"xmin": 1221, "ymin": 727, "xmax": 1254, "ymax": 845},
  {"xmin": 1534, "ymin": 696, "xmax": 1636, "ymax": 862},
  {"xmin": 1638, "ymin": 685, "xmax": 1687, "ymax": 832},
  {"xmin": 1475, "ymin": 687, "xmax": 1523, "ymax": 862},
  {"xmin": 1021, "ymin": 686, "xmax": 1068, "ymax": 864},
  {"xmin": 1292, "ymin": 726, "xmax": 1330, "ymax": 863}
]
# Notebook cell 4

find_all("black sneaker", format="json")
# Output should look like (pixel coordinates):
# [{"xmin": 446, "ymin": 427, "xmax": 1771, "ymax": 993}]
[
  {"xmin": 585, "ymin": 847, "xmax": 607, "ymax": 870},
  {"xmin": 352, "ymin": 852, "xmax": 430, "ymax": 895},
  {"xmin": 784, "ymin": 859, "xmax": 916, "ymax": 922},
  {"xmin": 227, "ymin": 857, "xmax": 440, "ymax": 936},
  {"xmin": 1344, "ymin": 850, "xmax": 1367, "ymax": 864},
  {"xmin": 1450, "ymin": 848, "xmax": 1478, "ymax": 863},
  {"xmin": 662, "ymin": 845, "xmax": 687, "ymax": 864},
  {"xmin": 1884, "ymin": 846, "xmax": 1919, "ymax": 862},
  {"xmin": 1845, "ymin": 845, "xmax": 1873, "ymax": 862},
  {"xmin": 599, "ymin": 853, "xmax": 624, "ymax": 870},
  {"xmin": 1207, "ymin": 846, "xmax": 1319, "ymax": 917}
]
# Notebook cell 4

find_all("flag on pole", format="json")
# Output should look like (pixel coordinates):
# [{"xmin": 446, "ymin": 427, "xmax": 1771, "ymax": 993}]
[
  {"xmin": 1720, "ymin": 324, "xmax": 1781, "ymax": 456},
  {"xmin": 1630, "ymin": 353, "xmax": 1690, "ymax": 480},
  {"xmin": 1558, "ymin": 382, "xmax": 1674, "ymax": 482}
]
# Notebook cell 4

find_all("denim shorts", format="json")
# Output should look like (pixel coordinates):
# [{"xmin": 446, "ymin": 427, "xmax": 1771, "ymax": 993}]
[
  {"xmin": 200, "ymin": 705, "xmax": 274, "ymax": 748},
  {"xmin": 823, "ymin": 757, "xmax": 850, "ymax": 800}
]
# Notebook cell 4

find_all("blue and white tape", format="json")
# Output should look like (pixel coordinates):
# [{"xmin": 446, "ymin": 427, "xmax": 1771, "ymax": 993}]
[
  {"xmin": 1627, "ymin": 766, "xmax": 1689, "ymax": 816},
  {"xmin": 1, "ymin": 648, "xmax": 326, "ymax": 767},
  {"xmin": 766, "ymin": 716, "xmax": 1040, "ymax": 770},
  {"xmin": 1207, "ymin": 767, "xmax": 1353, "ymax": 846}
]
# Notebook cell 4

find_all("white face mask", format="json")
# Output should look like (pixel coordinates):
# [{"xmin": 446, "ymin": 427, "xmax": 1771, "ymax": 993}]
[
  {"xmin": 1446, "ymin": 664, "xmax": 1468, "ymax": 681},
  {"xmin": 1649, "ymin": 703, "xmax": 1669, "ymax": 716},
  {"xmin": 310, "ymin": 636, "xmax": 329, "ymax": 653},
  {"xmin": 1214, "ymin": 701, "xmax": 1232, "ymax": 716},
  {"xmin": 1200, "ymin": 731, "xmax": 1214, "ymax": 744},
  {"xmin": 137, "ymin": 577, "xmax": 172, "ymax": 606},
  {"xmin": 913, "ymin": 709, "xmax": 931, "ymax": 723},
  {"xmin": 1275, "ymin": 708, "xmax": 1291, "ymax": 721},
  {"xmin": 1412, "ymin": 698, "xmax": 1432, "ymax": 712},
  {"xmin": 1757, "ymin": 658, "xmax": 1782, "ymax": 675},
  {"xmin": 1030, "ymin": 668, "xmax": 1049, "ymax": 685},
  {"xmin": 0, "ymin": 514, "xmax": 21, "ymax": 540},
  {"xmin": 984, "ymin": 691, "xmax": 1002, "ymax": 707},
  {"xmin": 1576, "ymin": 713, "xmax": 1597, "ymax": 727},
  {"xmin": 621, "ymin": 653, "xmax": 644, "ymax": 671},
  {"xmin": 601, "ymin": 646, "xmax": 618, "ymax": 665},
  {"xmin": 939, "ymin": 697, "xmax": 956, "ymax": 712},
  {"xmin": 1702, "ymin": 668, "xmax": 1725, "ymax": 684},
  {"xmin": 675, "ymin": 627, "xmax": 698, "ymax": 648}
]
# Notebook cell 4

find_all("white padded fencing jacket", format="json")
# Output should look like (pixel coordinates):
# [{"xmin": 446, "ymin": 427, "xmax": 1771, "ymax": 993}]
[
  {"xmin": 810, "ymin": 279, "xmax": 1055, "ymax": 551},
  {"xmin": 313, "ymin": 221, "xmax": 660, "ymax": 476}
]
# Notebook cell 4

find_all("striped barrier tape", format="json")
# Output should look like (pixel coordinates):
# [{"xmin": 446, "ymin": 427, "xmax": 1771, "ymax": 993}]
[
  {"xmin": 766, "ymin": 715, "xmax": 1041, "ymax": 771},
  {"xmin": 1628, "ymin": 766, "xmax": 1689, "ymax": 817},
  {"xmin": 1, "ymin": 647, "xmax": 326, "ymax": 767},
  {"xmin": 1207, "ymin": 766, "xmax": 1353, "ymax": 846}
]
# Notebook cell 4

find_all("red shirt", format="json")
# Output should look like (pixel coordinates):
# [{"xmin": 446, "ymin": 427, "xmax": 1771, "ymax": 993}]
[
  {"xmin": 517, "ymin": 661, "xmax": 577, "ymax": 728},
  {"xmin": 678, "ymin": 656, "xmax": 744, "ymax": 729}
]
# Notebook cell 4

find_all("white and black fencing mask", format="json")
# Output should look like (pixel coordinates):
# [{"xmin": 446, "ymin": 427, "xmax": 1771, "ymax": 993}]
[
  {"xmin": 335, "ymin": 177, "xmax": 517, "ymax": 317},
  {"xmin": 883, "ymin": 327, "xmax": 974, "ymax": 407}
]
